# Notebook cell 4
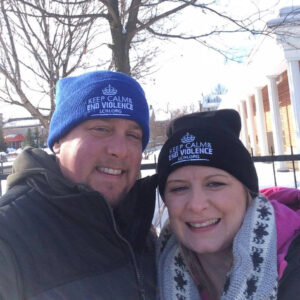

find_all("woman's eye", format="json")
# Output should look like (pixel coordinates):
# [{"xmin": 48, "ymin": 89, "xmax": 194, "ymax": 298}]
[
  {"xmin": 169, "ymin": 186, "xmax": 188, "ymax": 193},
  {"xmin": 207, "ymin": 182, "xmax": 225, "ymax": 188}
]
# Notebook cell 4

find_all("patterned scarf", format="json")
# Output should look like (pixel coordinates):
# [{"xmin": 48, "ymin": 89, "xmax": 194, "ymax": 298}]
[{"xmin": 157, "ymin": 195, "xmax": 278, "ymax": 300}]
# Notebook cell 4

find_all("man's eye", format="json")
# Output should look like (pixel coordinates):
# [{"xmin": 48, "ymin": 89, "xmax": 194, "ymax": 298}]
[
  {"xmin": 127, "ymin": 132, "xmax": 142, "ymax": 140},
  {"xmin": 94, "ymin": 127, "xmax": 109, "ymax": 132}
]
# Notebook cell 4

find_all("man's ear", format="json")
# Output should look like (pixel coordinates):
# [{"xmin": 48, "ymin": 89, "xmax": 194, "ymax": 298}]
[{"xmin": 52, "ymin": 141, "xmax": 61, "ymax": 155}]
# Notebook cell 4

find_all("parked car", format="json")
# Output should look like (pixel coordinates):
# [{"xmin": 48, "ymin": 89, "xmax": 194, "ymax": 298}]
[{"xmin": 0, "ymin": 152, "xmax": 7, "ymax": 162}]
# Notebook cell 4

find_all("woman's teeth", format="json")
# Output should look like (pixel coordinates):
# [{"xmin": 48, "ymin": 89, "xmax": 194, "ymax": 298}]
[{"xmin": 188, "ymin": 218, "xmax": 220, "ymax": 228}]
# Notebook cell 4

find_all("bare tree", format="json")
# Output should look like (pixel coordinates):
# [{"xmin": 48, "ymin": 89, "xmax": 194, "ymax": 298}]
[
  {"xmin": 148, "ymin": 102, "xmax": 198, "ymax": 153},
  {"xmin": 0, "ymin": 0, "xmax": 281, "ymax": 127},
  {"xmin": 0, "ymin": 0, "xmax": 107, "ymax": 127},
  {"xmin": 211, "ymin": 83, "xmax": 228, "ymax": 95}
]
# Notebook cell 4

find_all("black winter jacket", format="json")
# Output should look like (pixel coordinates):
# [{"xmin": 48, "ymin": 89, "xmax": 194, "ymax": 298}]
[
  {"xmin": 278, "ymin": 233, "xmax": 300, "ymax": 299},
  {"xmin": 0, "ymin": 147, "xmax": 157, "ymax": 300}
]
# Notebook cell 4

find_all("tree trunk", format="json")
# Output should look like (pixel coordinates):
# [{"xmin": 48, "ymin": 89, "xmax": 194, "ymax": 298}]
[{"xmin": 108, "ymin": 4, "xmax": 132, "ymax": 75}]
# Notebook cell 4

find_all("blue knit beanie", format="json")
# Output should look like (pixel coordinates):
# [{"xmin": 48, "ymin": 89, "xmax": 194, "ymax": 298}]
[{"xmin": 48, "ymin": 70, "xmax": 149, "ymax": 151}]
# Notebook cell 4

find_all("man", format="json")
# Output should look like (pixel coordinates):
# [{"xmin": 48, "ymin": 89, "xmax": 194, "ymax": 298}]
[{"xmin": 0, "ymin": 71, "xmax": 157, "ymax": 299}]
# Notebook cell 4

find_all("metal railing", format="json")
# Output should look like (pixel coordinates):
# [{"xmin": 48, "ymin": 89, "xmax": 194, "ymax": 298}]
[
  {"xmin": 1, "ymin": 152, "xmax": 300, "ymax": 196},
  {"xmin": 139, "ymin": 147, "xmax": 300, "ymax": 189},
  {"xmin": 251, "ymin": 146, "xmax": 300, "ymax": 189}
]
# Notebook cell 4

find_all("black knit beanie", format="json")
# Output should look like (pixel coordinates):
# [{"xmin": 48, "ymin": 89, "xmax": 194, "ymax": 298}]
[{"xmin": 157, "ymin": 109, "xmax": 258, "ymax": 196}]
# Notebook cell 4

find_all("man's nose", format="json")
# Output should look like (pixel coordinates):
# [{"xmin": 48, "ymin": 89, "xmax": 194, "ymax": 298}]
[{"xmin": 106, "ymin": 134, "xmax": 128, "ymax": 158}]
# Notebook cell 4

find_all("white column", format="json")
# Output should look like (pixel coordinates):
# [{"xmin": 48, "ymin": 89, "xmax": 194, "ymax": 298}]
[
  {"xmin": 267, "ymin": 7, "xmax": 300, "ymax": 154},
  {"xmin": 246, "ymin": 96, "xmax": 257, "ymax": 155},
  {"xmin": 254, "ymin": 87, "xmax": 269, "ymax": 155},
  {"xmin": 286, "ymin": 60, "xmax": 300, "ymax": 154},
  {"xmin": 267, "ymin": 75, "xmax": 288, "ymax": 171},
  {"xmin": 239, "ymin": 100, "xmax": 250, "ymax": 150}
]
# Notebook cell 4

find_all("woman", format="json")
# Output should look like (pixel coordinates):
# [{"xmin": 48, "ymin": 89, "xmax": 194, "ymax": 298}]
[{"xmin": 156, "ymin": 109, "xmax": 300, "ymax": 300}]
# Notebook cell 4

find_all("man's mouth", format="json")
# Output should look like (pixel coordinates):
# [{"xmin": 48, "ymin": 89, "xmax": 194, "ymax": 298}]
[
  {"xmin": 97, "ymin": 167, "xmax": 123, "ymax": 175},
  {"xmin": 187, "ymin": 218, "xmax": 220, "ymax": 228}
]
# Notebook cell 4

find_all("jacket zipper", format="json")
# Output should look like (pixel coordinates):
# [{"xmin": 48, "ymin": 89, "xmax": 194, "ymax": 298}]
[{"xmin": 103, "ymin": 198, "xmax": 146, "ymax": 300}]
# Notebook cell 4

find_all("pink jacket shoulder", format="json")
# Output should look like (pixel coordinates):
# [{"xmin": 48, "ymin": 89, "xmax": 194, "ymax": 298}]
[{"xmin": 260, "ymin": 186, "xmax": 300, "ymax": 279}]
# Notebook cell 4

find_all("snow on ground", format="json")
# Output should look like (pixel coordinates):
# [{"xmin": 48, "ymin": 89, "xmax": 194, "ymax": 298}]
[
  {"xmin": 0, "ymin": 179, "xmax": 7, "ymax": 196},
  {"xmin": 255, "ymin": 162, "xmax": 300, "ymax": 189}
]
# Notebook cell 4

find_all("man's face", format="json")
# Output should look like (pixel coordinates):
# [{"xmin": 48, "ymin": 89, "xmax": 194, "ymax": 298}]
[{"xmin": 53, "ymin": 118, "xmax": 143, "ymax": 206}]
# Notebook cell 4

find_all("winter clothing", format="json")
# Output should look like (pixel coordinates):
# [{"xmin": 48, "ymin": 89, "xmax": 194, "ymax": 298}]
[
  {"xmin": 157, "ymin": 188, "xmax": 300, "ymax": 300},
  {"xmin": 157, "ymin": 195, "xmax": 278, "ymax": 300},
  {"xmin": 157, "ymin": 110, "xmax": 258, "ymax": 196},
  {"xmin": 260, "ymin": 187, "xmax": 300, "ymax": 279},
  {"xmin": 48, "ymin": 70, "xmax": 150, "ymax": 151},
  {"xmin": 156, "ymin": 111, "xmax": 300, "ymax": 299},
  {"xmin": 0, "ymin": 147, "xmax": 157, "ymax": 300}
]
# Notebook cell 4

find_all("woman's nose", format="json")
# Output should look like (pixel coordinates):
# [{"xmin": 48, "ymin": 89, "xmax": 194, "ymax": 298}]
[{"xmin": 186, "ymin": 189, "xmax": 209, "ymax": 213}]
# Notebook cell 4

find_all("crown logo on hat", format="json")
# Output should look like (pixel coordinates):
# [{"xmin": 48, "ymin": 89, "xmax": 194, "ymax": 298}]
[
  {"xmin": 181, "ymin": 132, "xmax": 195, "ymax": 143},
  {"xmin": 102, "ymin": 84, "xmax": 118, "ymax": 96}
]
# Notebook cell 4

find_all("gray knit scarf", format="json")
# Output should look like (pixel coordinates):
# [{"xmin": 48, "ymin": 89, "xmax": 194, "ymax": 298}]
[{"xmin": 157, "ymin": 194, "xmax": 278, "ymax": 300}]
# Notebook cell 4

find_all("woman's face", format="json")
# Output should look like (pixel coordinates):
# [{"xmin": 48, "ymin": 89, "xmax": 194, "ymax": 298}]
[{"xmin": 164, "ymin": 165, "xmax": 248, "ymax": 255}]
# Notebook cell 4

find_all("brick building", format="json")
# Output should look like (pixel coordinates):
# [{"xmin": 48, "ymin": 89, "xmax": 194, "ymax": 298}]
[
  {"xmin": 148, "ymin": 106, "xmax": 171, "ymax": 151},
  {"xmin": 221, "ymin": 6, "xmax": 300, "ymax": 171},
  {"xmin": 2, "ymin": 115, "xmax": 47, "ymax": 149}
]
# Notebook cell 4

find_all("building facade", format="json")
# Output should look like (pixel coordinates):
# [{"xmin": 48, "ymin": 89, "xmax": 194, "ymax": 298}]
[
  {"xmin": 223, "ymin": 6, "xmax": 300, "ymax": 166},
  {"xmin": 2, "ymin": 116, "xmax": 46, "ymax": 149}
]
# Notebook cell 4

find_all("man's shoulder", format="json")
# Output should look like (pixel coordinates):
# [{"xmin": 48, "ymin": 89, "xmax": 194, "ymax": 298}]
[
  {"xmin": 0, "ymin": 185, "xmax": 36, "ymax": 239},
  {"xmin": 0, "ymin": 185, "xmax": 32, "ymax": 208}
]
